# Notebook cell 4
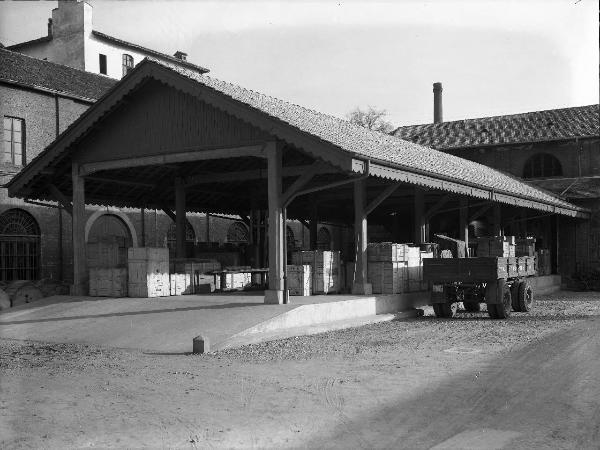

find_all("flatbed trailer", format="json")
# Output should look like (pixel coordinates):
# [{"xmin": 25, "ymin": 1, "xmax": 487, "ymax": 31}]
[{"xmin": 422, "ymin": 256, "xmax": 536, "ymax": 319}]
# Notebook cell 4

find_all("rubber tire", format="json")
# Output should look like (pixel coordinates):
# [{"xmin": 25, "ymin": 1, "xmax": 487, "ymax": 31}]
[
  {"xmin": 463, "ymin": 302, "xmax": 481, "ymax": 312},
  {"xmin": 511, "ymin": 281, "xmax": 522, "ymax": 311},
  {"xmin": 516, "ymin": 281, "xmax": 534, "ymax": 312},
  {"xmin": 433, "ymin": 302, "xmax": 458, "ymax": 318},
  {"xmin": 488, "ymin": 282, "xmax": 512, "ymax": 320}
]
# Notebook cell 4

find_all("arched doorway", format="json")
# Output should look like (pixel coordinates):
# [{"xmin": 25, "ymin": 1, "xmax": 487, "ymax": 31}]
[
  {"xmin": 0, "ymin": 209, "xmax": 41, "ymax": 281},
  {"xmin": 227, "ymin": 221, "xmax": 249, "ymax": 243},
  {"xmin": 317, "ymin": 226, "xmax": 332, "ymax": 251},
  {"xmin": 87, "ymin": 214, "xmax": 133, "ymax": 268}
]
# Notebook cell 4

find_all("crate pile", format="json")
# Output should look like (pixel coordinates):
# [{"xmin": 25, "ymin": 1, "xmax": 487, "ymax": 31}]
[
  {"xmin": 366, "ymin": 243, "xmax": 431, "ymax": 294},
  {"xmin": 89, "ymin": 268, "xmax": 127, "ymax": 297},
  {"xmin": 216, "ymin": 266, "xmax": 252, "ymax": 291},
  {"xmin": 128, "ymin": 247, "xmax": 170, "ymax": 297},
  {"xmin": 476, "ymin": 236, "xmax": 516, "ymax": 257},
  {"xmin": 287, "ymin": 264, "xmax": 312, "ymax": 296},
  {"xmin": 171, "ymin": 259, "xmax": 221, "ymax": 294},
  {"xmin": 291, "ymin": 251, "xmax": 340, "ymax": 294},
  {"xmin": 516, "ymin": 237, "xmax": 536, "ymax": 257},
  {"xmin": 169, "ymin": 273, "xmax": 193, "ymax": 296},
  {"xmin": 536, "ymin": 249, "xmax": 551, "ymax": 275}
]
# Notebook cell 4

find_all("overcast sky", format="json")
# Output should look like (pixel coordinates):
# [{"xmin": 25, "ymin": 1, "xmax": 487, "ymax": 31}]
[{"xmin": 1, "ymin": 0, "xmax": 597, "ymax": 127}]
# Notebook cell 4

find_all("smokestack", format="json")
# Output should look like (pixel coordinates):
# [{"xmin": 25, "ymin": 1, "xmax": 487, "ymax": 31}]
[
  {"xmin": 433, "ymin": 82, "xmax": 443, "ymax": 123},
  {"xmin": 174, "ymin": 51, "xmax": 187, "ymax": 61}
]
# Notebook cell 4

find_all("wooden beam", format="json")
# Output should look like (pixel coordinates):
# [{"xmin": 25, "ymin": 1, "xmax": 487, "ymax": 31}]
[
  {"xmin": 184, "ymin": 163, "xmax": 336, "ymax": 187},
  {"xmin": 78, "ymin": 144, "xmax": 267, "ymax": 176},
  {"xmin": 48, "ymin": 184, "xmax": 73, "ymax": 215},
  {"xmin": 282, "ymin": 161, "xmax": 325, "ymax": 206},
  {"xmin": 414, "ymin": 188, "xmax": 426, "ymax": 244},
  {"xmin": 459, "ymin": 197, "xmax": 469, "ymax": 254},
  {"xmin": 424, "ymin": 194, "xmax": 452, "ymax": 220},
  {"xmin": 352, "ymin": 178, "xmax": 372, "ymax": 295},
  {"xmin": 365, "ymin": 182, "xmax": 402, "ymax": 216},
  {"xmin": 160, "ymin": 204, "xmax": 176, "ymax": 222},
  {"xmin": 71, "ymin": 163, "xmax": 87, "ymax": 295},
  {"xmin": 175, "ymin": 178, "xmax": 186, "ymax": 259},
  {"xmin": 469, "ymin": 203, "xmax": 492, "ymax": 222},
  {"xmin": 239, "ymin": 215, "xmax": 250, "ymax": 226},
  {"xmin": 85, "ymin": 175, "xmax": 156, "ymax": 189}
]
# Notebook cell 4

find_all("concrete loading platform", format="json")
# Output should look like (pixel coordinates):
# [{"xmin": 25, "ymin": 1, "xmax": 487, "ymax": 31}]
[{"xmin": 0, "ymin": 275, "xmax": 560, "ymax": 354}]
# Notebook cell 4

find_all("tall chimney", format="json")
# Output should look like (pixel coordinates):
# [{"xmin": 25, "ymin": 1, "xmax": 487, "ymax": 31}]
[{"xmin": 433, "ymin": 82, "xmax": 443, "ymax": 123}]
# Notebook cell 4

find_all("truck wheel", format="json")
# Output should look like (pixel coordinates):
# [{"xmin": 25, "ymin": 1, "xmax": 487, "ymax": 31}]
[
  {"xmin": 517, "ymin": 281, "xmax": 534, "ymax": 312},
  {"xmin": 433, "ymin": 302, "xmax": 458, "ymax": 318},
  {"xmin": 487, "ymin": 281, "xmax": 512, "ymax": 319},
  {"xmin": 463, "ymin": 302, "xmax": 481, "ymax": 312}
]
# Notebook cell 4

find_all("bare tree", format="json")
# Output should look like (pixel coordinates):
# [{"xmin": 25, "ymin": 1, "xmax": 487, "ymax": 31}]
[{"xmin": 346, "ymin": 106, "xmax": 395, "ymax": 133}]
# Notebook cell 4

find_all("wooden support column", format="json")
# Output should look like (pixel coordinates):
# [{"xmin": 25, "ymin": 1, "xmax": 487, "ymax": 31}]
[
  {"xmin": 493, "ymin": 203, "xmax": 502, "ymax": 236},
  {"xmin": 265, "ymin": 142, "xmax": 286, "ymax": 304},
  {"xmin": 352, "ymin": 178, "xmax": 372, "ymax": 295},
  {"xmin": 414, "ymin": 188, "xmax": 426, "ymax": 244},
  {"xmin": 140, "ymin": 207, "xmax": 146, "ymax": 247},
  {"xmin": 71, "ymin": 163, "xmax": 87, "ymax": 295},
  {"xmin": 175, "ymin": 177, "xmax": 186, "ymax": 258},
  {"xmin": 310, "ymin": 199, "xmax": 318, "ymax": 250},
  {"xmin": 459, "ymin": 197, "xmax": 469, "ymax": 256}
]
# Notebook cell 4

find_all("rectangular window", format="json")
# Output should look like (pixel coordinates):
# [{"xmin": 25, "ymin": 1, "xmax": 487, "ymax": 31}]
[
  {"xmin": 3, "ymin": 117, "xmax": 25, "ymax": 166},
  {"xmin": 99, "ymin": 54, "xmax": 107, "ymax": 75},
  {"xmin": 122, "ymin": 54, "xmax": 134, "ymax": 77}
]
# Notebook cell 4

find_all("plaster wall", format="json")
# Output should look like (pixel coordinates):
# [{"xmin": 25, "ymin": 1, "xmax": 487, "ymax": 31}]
[{"xmin": 85, "ymin": 34, "xmax": 153, "ymax": 80}]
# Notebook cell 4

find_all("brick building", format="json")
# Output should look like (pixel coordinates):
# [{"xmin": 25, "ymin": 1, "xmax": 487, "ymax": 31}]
[{"xmin": 394, "ymin": 94, "xmax": 600, "ymax": 276}]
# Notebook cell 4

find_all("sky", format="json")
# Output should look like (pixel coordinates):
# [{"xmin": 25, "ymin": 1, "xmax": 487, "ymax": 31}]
[{"xmin": 0, "ymin": 0, "xmax": 598, "ymax": 127}]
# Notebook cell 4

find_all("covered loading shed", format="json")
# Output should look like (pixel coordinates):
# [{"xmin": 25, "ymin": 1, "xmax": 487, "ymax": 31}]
[{"xmin": 7, "ymin": 59, "xmax": 588, "ymax": 302}]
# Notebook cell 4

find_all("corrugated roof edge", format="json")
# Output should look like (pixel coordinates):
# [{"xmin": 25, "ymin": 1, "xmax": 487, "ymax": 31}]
[{"xmin": 92, "ymin": 30, "xmax": 209, "ymax": 74}]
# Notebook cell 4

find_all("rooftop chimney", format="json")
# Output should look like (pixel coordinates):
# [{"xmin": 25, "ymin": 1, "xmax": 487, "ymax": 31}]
[
  {"xmin": 433, "ymin": 82, "xmax": 443, "ymax": 123},
  {"xmin": 174, "ymin": 51, "xmax": 187, "ymax": 61}
]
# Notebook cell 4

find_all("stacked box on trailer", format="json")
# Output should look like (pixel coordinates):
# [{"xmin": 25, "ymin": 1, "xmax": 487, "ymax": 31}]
[
  {"xmin": 476, "ymin": 236, "xmax": 516, "ymax": 257},
  {"xmin": 128, "ymin": 247, "xmax": 170, "ymax": 297},
  {"xmin": 291, "ymin": 251, "xmax": 340, "ymax": 294},
  {"xmin": 516, "ymin": 238, "xmax": 536, "ymax": 257}
]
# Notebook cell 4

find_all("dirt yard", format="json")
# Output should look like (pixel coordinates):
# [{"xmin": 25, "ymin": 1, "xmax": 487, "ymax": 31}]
[{"xmin": 1, "ymin": 291, "xmax": 599, "ymax": 449}]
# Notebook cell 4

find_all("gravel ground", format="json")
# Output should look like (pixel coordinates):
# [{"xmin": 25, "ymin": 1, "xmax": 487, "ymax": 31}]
[{"xmin": 1, "ymin": 290, "xmax": 599, "ymax": 449}]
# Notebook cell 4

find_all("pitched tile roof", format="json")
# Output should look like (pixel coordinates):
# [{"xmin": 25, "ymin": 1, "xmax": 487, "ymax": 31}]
[
  {"xmin": 91, "ymin": 31, "xmax": 209, "ymax": 74},
  {"xmin": 153, "ymin": 60, "xmax": 577, "ymax": 211},
  {"xmin": 0, "ymin": 48, "xmax": 117, "ymax": 101},
  {"xmin": 393, "ymin": 105, "xmax": 599, "ymax": 150},
  {"xmin": 6, "ymin": 35, "xmax": 52, "ymax": 50}
]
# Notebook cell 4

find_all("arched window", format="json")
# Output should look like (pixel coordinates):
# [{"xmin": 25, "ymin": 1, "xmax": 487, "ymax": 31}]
[
  {"xmin": 122, "ymin": 54, "xmax": 134, "ymax": 77},
  {"xmin": 166, "ymin": 221, "xmax": 195, "ymax": 251},
  {"xmin": 317, "ymin": 226, "xmax": 331, "ymax": 251},
  {"xmin": 523, "ymin": 153, "xmax": 563, "ymax": 179},
  {"xmin": 227, "ymin": 221, "xmax": 249, "ymax": 243},
  {"xmin": 0, "ymin": 209, "xmax": 40, "ymax": 281},
  {"xmin": 87, "ymin": 214, "xmax": 132, "ymax": 268}
]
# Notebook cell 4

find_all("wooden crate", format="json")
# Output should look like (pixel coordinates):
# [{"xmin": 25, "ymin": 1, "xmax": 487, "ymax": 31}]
[
  {"xmin": 291, "ymin": 251, "xmax": 340, "ymax": 294},
  {"xmin": 476, "ymin": 236, "xmax": 516, "ymax": 257},
  {"xmin": 169, "ymin": 273, "xmax": 192, "ymax": 296},
  {"xmin": 127, "ymin": 247, "xmax": 170, "ymax": 297},
  {"xmin": 367, "ymin": 261, "xmax": 407, "ymax": 294},
  {"xmin": 287, "ymin": 265, "xmax": 312, "ymax": 296},
  {"xmin": 367, "ymin": 243, "xmax": 409, "ymax": 262},
  {"xmin": 516, "ymin": 238, "xmax": 536, "ymax": 257},
  {"xmin": 423, "ymin": 257, "xmax": 510, "ymax": 283}
]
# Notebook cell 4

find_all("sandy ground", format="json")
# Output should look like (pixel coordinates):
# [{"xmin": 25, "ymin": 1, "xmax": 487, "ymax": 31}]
[{"xmin": 1, "ymin": 291, "xmax": 599, "ymax": 449}]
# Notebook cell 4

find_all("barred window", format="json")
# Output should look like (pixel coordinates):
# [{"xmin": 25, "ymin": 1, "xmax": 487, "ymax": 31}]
[{"xmin": 122, "ymin": 54, "xmax": 134, "ymax": 77}]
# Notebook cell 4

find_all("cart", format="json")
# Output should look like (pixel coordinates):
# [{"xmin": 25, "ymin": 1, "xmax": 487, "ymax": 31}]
[{"xmin": 422, "ymin": 256, "xmax": 536, "ymax": 319}]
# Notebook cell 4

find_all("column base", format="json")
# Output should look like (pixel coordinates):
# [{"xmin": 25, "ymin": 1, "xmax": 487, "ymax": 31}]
[
  {"xmin": 351, "ymin": 283, "xmax": 373, "ymax": 295},
  {"xmin": 264, "ymin": 289, "xmax": 288, "ymax": 304},
  {"xmin": 70, "ymin": 283, "xmax": 88, "ymax": 296}
]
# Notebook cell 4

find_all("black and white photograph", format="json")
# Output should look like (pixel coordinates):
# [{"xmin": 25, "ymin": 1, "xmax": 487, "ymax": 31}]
[{"xmin": 0, "ymin": 0, "xmax": 598, "ymax": 448}]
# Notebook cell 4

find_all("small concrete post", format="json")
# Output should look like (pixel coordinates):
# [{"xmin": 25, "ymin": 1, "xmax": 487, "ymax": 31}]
[
  {"xmin": 71, "ymin": 162, "xmax": 87, "ymax": 295},
  {"xmin": 352, "ymin": 178, "xmax": 372, "ymax": 295},
  {"xmin": 175, "ymin": 177, "xmax": 186, "ymax": 258},
  {"xmin": 193, "ymin": 335, "xmax": 210, "ymax": 354},
  {"xmin": 264, "ymin": 141, "xmax": 286, "ymax": 304}
]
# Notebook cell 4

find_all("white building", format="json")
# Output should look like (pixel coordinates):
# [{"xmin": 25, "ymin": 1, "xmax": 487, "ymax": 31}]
[{"xmin": 7, "ymin": 0, "xmax": 209, "ymax": 79}]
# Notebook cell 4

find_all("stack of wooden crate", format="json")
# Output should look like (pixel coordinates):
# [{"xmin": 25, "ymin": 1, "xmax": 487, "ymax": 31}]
[
  {"xmin": 476, "ymin": 236, "xmax": 516, "ymax": 257},
  {"xmin": 169, "ymin": 273, "xmax": 192, "ymax": 296},
  {"xmin": 291, "ymin": 251, "xmax": 340, "ymax": 294},
  {"xmin": 366, "ymin": 243, "xmax": 409, "ymax": 294},
  {"xmin": 89, "ymin": 268, "xmax": 127, "ymax": 297},
  {"xmin": 287, "ymin": 264, "xmax": 312, "ymax": 296},
  {"xmin": 128, "ymin": 247, "xmax": 170, "ymax": 298},
  {"xmin": 171, "ymin": 259, "xmax": 221, "ymax": 294}
]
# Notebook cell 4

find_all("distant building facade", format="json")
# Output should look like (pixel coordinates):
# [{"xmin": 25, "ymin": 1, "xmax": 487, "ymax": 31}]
[
  {"xmin": 6, "ymin": 0, "xmax": 208, "ymax": 79},
  {"xmin": 394, "ymin": 102, "xmax": 600, "ymax": 275}
]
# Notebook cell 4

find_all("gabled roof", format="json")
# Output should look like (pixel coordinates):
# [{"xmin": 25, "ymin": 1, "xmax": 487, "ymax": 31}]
[
  {"xmin": 393, "ymin": 105, "xmax": 599, "ymax": 150},
  {"xmin": 91, "ymin": 31, "xmax": 209, "ymax": 74},
  {"xmin": 0, "ymin": 48, "xmax": 117, "ymax": 101},
  {"xmin": 6, "ymin": 35, "xmax": 52, "ymax": 50},
  {"xmin": 7, "ymin": 58, "xmax": 586, "ymax": 217}
]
